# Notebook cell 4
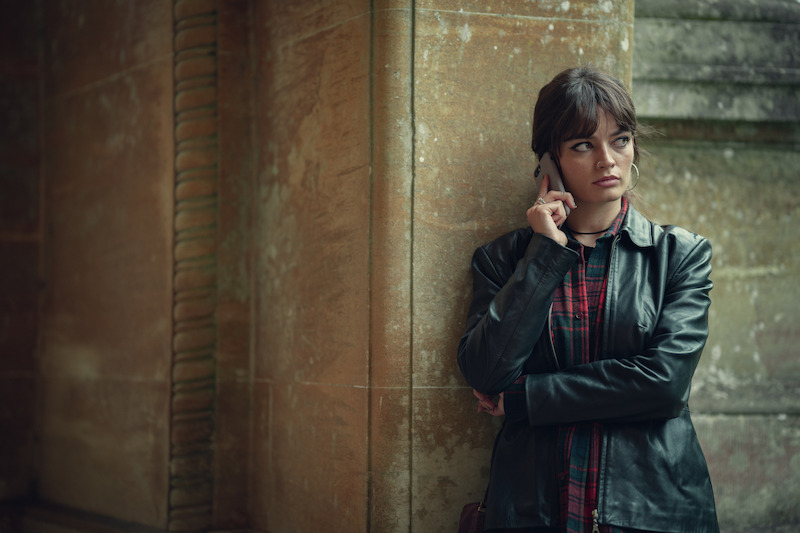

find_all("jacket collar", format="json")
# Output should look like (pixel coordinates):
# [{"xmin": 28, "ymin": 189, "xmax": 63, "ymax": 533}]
[{"xmin": 619, "ymin": 203, "xmax": 655, "ymax": 248}]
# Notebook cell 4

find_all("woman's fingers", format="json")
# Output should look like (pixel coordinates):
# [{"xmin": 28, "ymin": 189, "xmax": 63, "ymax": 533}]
[
  {"xmin": 537, "ymin": 176, "xmax": 576, "ymax": 210},
  {"xmin": 530, "ymin": 174, "xmax": 571, "ymax": 245},
  {"xmin": 473, "ymin": 389, "xmax": 496, "ymax": 412},
  {"xmin": 536, "ymin": 174, "xmax": 551, "ymax": 200},
  {"xmin": 559, "ymin": 190, "xmax": 577, "ymax": 210},
  {"xmin": 527, "ymin": 202, "xmax": 568, "ymax": 245},
  {"xmin": 473, "ymin": 389, "xmax": 506, "ymax": 417}
]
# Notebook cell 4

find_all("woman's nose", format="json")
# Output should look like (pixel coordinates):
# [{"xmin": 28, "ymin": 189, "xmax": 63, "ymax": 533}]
[{"xmin": 596, "ymin": 145, "xmax": 615, "ymax": 169}]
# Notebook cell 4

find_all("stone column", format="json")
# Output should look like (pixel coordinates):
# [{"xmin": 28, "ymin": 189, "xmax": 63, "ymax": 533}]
[
  {"xmin": 250, "ymin": 1, "xmax": 635, "ymax": 532},
  {"xmin": 408, "ymin": 2, "xmax": 633, "ymax": 530}
]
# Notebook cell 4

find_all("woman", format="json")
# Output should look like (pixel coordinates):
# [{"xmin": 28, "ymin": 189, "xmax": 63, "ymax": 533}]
[{"xmin": 457, "ymin": 66, "xmax": 719, "ymax": 533}]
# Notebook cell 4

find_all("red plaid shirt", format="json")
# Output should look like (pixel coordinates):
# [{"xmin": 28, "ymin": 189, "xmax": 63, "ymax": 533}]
[{"xmin": 551, "ymin": 198, "xmax": 629, "ymax": 533}]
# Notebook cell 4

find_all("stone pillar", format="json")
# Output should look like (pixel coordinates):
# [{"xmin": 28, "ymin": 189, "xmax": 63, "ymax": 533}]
[
  {"xmin": 251, "ymin": 1, "xmax": 635, "ymax": 532},
  {"xmin": 408, "ymin": 2, "xmax": 633, "ymax": 530},
  {"xmin": 249, "ymin": 2, "xmax": 373, "ymax": 531}
]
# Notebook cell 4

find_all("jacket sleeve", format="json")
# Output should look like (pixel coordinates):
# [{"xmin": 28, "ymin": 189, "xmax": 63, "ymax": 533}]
[
  {"xmin": 523, "ymin": 235, "xmax": 713, "ymax": 426},
  {"xmin": 457, "ymin": 231, "xmax": 578, "ymax": 395}
]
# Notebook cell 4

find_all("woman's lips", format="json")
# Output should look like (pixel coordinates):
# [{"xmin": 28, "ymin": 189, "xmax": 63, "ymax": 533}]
[{"xmin": 594, "ymin": 176, "xmax": 620, "ymax": 187}]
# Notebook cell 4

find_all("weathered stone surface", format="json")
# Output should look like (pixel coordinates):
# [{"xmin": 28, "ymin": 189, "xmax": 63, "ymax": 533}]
[
  {"xmin": 410, "ymin": 1, "xmax": 634, "ymax": 529},
  {"xmin": 633, "ymin": 1, "xmax": 800, "ymax": 527},
  {"xmin": 637, "ymin": 143, "xmax": 800, "ymax": 416},
  {"xmin": 36, "ymin": 0, "xmax": 174, "ymax": 528},
  {"xmin": 16, "ymin": 1, "xmax": 800, "ymax": 532},
  {"xmin": 249, "ymin": 3, "xmax": 373, "ymax": 532},
  {"xmin": 251, "ymin": 381, "xmax": 369, "ymax": 533},
  {"xmin": 37, "ymin": 378, "xmax": 170, "ymax": 526},
  {"xmin": 42, "ymin": 63, "xmax": 175, "ymax": 385},
  {"xmin": 633, "ymin": 0, "xmax": 800, "ymax": 121},
  {"xmin": 43, "ymin": 0, "xmax": 172, "ymax": 96},
  {"xmin": 369, "ymin": 387, "xmax": 412, "ymax": 532},
  {"xmin": 694, "ymin": 414, "xmax": 800, "ymax": 529},
  {"xmin": 368, "ymin": 5, "xmax": 416, "ymax": 530},
  {"xmin": 636, "ymin": 0, "xmax": 800, "ymax": 23},
  {"xmin": 412, "ymin": 386, "xmax": 501, "ymax": 532},
  {"xmin": 254, "ymin": 2, "xmax": 372, "ymax": 389}
]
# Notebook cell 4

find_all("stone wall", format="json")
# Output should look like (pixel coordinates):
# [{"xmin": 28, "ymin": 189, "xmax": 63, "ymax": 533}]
[
  {"xmin": 248, "ymin": 1, "xmax": 635, "ymax": 532},
  {"xmin": 26, "ymin": 1, "xmax": 256, "ymax": 531},
  {"xmin": 7, "ymin": 0, "xmax": 798, "ymax": 532},
  {"xmin": 633, "ymin": 0, "xmax": 800, "ymax": 529},
  {"xmin": 35, "ymin": 0, "xmax": 175, "ymax": 527}
]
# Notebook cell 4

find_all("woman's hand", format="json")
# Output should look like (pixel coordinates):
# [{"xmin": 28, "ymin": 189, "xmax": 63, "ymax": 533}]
[
  {"xmin": 526, "ymin": 175, "xmax": 576, "ymax": 246},
  {"xmin": 474, "ymin": 389, "xmax": 505, "ymax": 417}
]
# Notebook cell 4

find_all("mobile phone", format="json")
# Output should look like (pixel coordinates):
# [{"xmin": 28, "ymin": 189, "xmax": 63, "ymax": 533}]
[{"xmin": 534, "ymin": 152, "xmax": 570, "ymax": 215}]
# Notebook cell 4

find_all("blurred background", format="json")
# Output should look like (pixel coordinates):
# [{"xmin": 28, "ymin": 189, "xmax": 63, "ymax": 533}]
[{"xmin": 0, "ymin": 0, "xmax": 797, "ymax": 532}]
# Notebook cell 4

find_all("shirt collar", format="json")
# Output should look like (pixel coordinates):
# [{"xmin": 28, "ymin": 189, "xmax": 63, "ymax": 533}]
[
  {"xmin": 565, "ymin": 197, "xmax": 630, "ymax": 244},
  {"xmin": 607, "ymin": 196, "xmax": 629, "ymax": 237}
]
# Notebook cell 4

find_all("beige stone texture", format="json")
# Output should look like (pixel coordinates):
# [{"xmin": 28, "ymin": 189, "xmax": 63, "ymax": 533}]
[
  {"xmin": 254, "ymin": 2, "xmax": 372, "ymax": 388},
  {"xmin": 16, "ymin": 0, "xmax": 800, "ymax": 532},
  {"xmin": 250, "ymin": 381, "xmax": 369, "ymax": 532},
  {"xmin": 368, "ymin": 387, "xmax": 411, "ymax": 530},
  {"xmin": 637, "ymin": 143, "xmax": 800, "ymax": 415},
  {"xmin": 369, "ymin": 3, "xmax": 414, "ymax": 529},
  {"xmin": 250, "ymin": 1, "xmax": 373, "ymax": 531},
  {"xmin": 411, "ymin": 387, "xmax": 502, "ymax": 531},
  {"xmin": 408, "ymin": 2, "xmax": 633, "ymax": 529},
  {"xmin": 631, "ymin": 3, "xmax": 800, "ymax": 526},
  {"xmin": 694, "ymin": 414, "xmax": 800, "ymax": 526},
  {"xmin": 371, "ymin": 2, "xmax": 414, "ymax": 390}
]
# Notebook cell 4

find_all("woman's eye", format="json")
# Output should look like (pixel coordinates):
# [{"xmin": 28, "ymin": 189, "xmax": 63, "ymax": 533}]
[
  {"xmin": 571, "ymin": 142, "xmax": 592, "ymax": 152},
  {"xmin": 614, "ymin": 136, "xmax": 631, "ymax": 147}
]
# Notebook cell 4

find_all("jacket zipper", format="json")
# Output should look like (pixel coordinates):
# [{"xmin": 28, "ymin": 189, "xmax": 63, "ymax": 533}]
[
  {"xmin": 546, "ymin": 303, "xmax": 560, "ymax": 370},
  {"xmin": 592, "ymin": 235, "xmax": 619, "ymax": 533}
]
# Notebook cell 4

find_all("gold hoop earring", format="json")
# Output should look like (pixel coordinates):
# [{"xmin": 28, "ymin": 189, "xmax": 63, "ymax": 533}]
[{"xmin": 627, "ymin": 163, "xmax": 640, "ymax": 191}]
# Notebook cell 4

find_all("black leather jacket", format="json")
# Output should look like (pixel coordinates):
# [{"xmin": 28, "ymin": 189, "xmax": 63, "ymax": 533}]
[{"xmin": 457, "ymin": 206, "xmax": 719, "ymax": 532}]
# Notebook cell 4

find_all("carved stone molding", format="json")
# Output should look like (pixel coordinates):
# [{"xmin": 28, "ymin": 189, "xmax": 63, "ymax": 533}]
[
  {"xmin": 171, "ymin": 0, "xmax": 218, "ymax": 530},
  {"xmin": 633, "ymin": 0, "xmax": 800, "ymax": 124}
]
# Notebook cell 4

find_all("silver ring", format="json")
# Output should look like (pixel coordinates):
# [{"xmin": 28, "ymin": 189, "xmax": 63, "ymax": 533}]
[{"xmin": 536, "ymin": 197, "xmax": 546, "ymax": 205}]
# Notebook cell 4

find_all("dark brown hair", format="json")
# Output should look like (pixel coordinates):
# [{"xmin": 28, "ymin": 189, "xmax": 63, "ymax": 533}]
[{"xmin": 532, "ymin": 66, "xmax": 642, "ymax": 164}]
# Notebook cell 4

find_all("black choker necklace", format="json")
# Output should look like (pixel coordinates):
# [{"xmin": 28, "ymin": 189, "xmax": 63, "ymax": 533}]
[{"xmin": 567, "ymin": 226, "xmax": 611, "ymax": 235}]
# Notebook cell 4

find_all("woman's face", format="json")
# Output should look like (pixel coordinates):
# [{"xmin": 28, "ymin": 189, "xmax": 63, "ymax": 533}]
[{"xmin": 557, "ymin": 109, "xmax": 634, "ymax": 208}]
